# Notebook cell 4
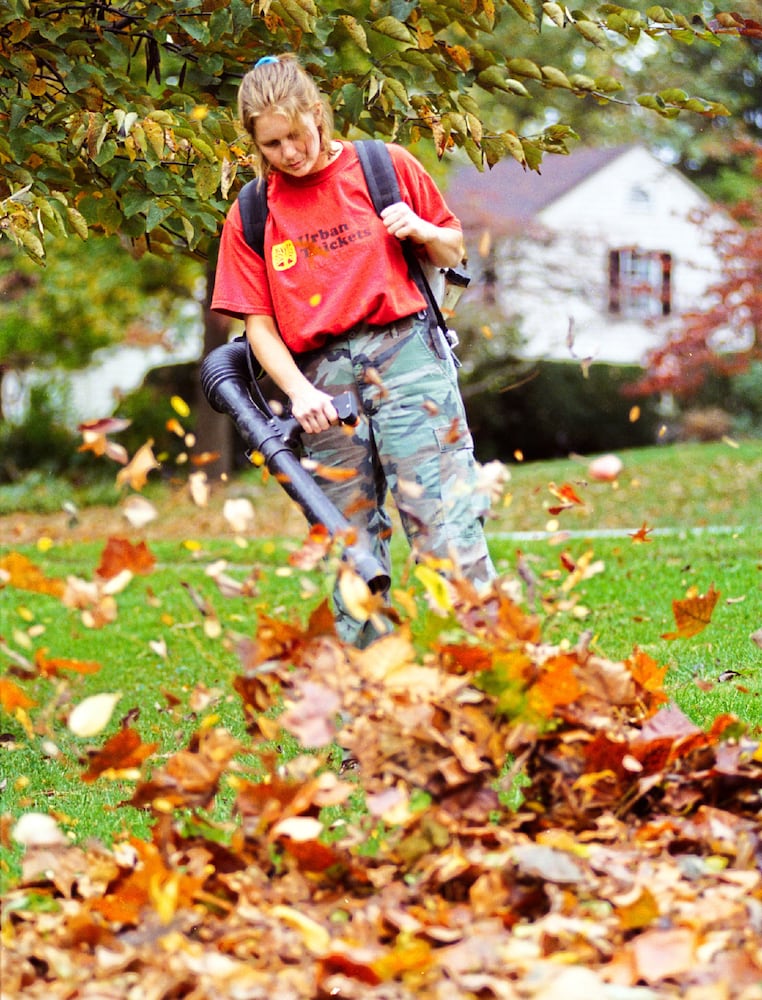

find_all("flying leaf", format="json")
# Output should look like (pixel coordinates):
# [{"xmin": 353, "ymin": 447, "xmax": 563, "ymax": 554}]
[
  {"xmin": 12, "ymin": 812, "xmax": 68, "ymax": 847},
  {"xmin": 414, "ymin": 564, "xmax": 453, "ymax": 613},
  {"xmin": 223, "ymin": 497, "xmax": 255, "ymax": 533},
  {"xmin": 548, "ymin": 481, "xmax": 585, "ymax": 514},
  {"xmin": 0, "ymin": 551, "xmax": 65, "ymax": 598},
  {"xmin": 0, "ymin": 677, "xmax": 36, "ymax": 711},
  {"xmin": 661, "ymin": 583, "xmax": 720, "ymax": 640},
  {"xmin": 288, "ymin": 524, "xmax": 332, "ymax": 571},
  {"xmin": 82, "ymin": 726, "xmax": 158, "ymax": 782},
  {"xmin": 116, "ymin": 440, "xmax": 160, "ymax": 490},
  {"xmin": 279, "ymin": 681, "xmax": 340, "ymax": 748},
  {"xmin": 301, "ymin": 459, "xmax": 358, "ymax": 482},
  {"xmin": 121, "ymin": 495, "xmax": 158, "ymax": 528},
  {"xmin": 629, "ymin": 523, "xmax": 653, "ymax": 543},
  {"xmin": 77, "ymin": 416, "xmax": 131, "ymax": 464},
  {"xmin": 588, "ymin": 454, "xmax": 623, "ymax": 481},
  {"xmin": 34, "ymin": 649, "xmax": 102, "ymax": 677},
  {"xmin": 188, "ymin": 470, "xmax": 210, "ymax": 506},
  {"xmin": 68, "ymin": 692, "xmax": 122, "ymax": 737}
]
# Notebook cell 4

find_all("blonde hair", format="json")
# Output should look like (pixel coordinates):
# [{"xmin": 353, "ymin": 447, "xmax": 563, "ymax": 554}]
[{"xmin": 238, "ymin": 53, "xmax": 334, "ymax": 179}]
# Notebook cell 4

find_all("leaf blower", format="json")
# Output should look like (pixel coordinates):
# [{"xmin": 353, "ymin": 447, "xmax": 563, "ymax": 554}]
[{"xmin": 199, "ymin": 339, "xmax": 390, "ymax": 594}]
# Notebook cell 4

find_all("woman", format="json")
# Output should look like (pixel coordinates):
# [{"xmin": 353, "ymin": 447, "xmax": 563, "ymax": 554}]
[{"xmin": 212, "ymin": 53, "xmax": 495, "ymax": 644}]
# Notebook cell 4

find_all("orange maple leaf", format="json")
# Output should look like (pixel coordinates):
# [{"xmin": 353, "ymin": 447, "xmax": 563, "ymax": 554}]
[
  {"xmin": 0, "ymin": 677, "xmax": 36, "ymax": 712},
  {"xmin": 528, "ymin": 654, "xmax": 584, "ymax": 716},
  {"xmin": 34, "ymin": 648, "xmax": 102, "ymax": 677},
  {"xmin": 96, "ymin": 537, "xmax": 156, "ymax": 579},
  {"xmin": 548, "ymin": 481, "xmax": 585, "ymax": 515},
  {"xmin": 629, "ymin": 523, "xmax": 654, "ymax": 543},
  {"xmin": 661, "ymin": 583, "xmax": 720, "ymax": 640}
]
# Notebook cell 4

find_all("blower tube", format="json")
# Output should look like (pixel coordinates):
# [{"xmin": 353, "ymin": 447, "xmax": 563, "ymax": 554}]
[{"xmin": 200, "ymin": 340, "xmax": 390, "ymax": 594}]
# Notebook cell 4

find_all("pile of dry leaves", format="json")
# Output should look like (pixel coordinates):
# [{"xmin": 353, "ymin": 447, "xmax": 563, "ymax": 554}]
[{"xmin": 3, "ymin": 572, "xmax": 761, "ymax": 999}]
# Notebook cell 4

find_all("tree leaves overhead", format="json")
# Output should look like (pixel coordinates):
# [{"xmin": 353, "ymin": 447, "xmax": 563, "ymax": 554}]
[{"xmin": 0, "ymin": 0, "xmax": 755, "ymax": 260}]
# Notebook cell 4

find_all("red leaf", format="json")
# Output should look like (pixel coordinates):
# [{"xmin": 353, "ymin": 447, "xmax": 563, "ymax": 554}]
[{"xmin": 96, "ymin": 537, "xmax": 156, "ymax": 579}]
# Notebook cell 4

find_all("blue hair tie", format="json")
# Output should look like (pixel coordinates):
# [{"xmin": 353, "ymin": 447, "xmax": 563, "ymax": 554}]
[{"xmin": 255, "ymin": 55, "xmax": 280, "ymax": 68}]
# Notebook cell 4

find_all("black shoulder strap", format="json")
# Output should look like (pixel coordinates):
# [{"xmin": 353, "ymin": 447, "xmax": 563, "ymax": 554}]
[
  {"xmin": 354, "ymin": 139, "xmax": 447, "ymax": 334},
  {"xmin": 354, "ymin": 138, "xmax": 400, "ymax": 213},
  {"xmin": 237, "ymin": 178, "xmax": 268, "ymax": 259}
]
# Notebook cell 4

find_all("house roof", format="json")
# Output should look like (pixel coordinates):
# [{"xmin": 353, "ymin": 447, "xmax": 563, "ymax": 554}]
[{"xmin": 445, "ymin": 144, "xmax": 635, "ymax": 235}]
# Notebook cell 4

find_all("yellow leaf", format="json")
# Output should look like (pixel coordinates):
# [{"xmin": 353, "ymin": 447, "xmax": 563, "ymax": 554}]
[
  {"xmin": 414, "ymin": 565, "xmax": 453, "ymax": 613},
  {"xmin": 270, "ymin": 905, "xmax": 331, "ymax": 954}
]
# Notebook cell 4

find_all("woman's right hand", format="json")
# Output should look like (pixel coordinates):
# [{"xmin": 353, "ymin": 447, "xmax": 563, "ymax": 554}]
[{"xmin": 289, "ymin": 382, "xmax": 338, "ymax": 434}]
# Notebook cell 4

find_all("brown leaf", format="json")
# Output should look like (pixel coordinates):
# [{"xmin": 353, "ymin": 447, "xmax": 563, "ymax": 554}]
[
  {"xmin": 82, "ymin": 726, "xmax": 159, "ymax": 783},
  {"xmin": 115, "ymin": 439, "xmax": 160, "ymax": 490}
]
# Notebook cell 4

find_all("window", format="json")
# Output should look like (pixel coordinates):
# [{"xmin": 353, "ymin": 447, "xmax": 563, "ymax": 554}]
[{"xmin": 609, "ymin": 249, "xmax": 672, "ymax": 318}]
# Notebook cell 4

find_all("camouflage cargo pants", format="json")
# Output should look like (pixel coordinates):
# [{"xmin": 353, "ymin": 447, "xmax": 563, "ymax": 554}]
[{"xmin": 298, "ymin": 312, "xmax": 496, "ymax": 644}]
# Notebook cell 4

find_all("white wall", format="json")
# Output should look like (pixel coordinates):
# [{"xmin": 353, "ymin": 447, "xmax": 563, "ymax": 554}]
[{"xmin": 495, "ymin": 148, "xmax": 726, "ymax": 364}]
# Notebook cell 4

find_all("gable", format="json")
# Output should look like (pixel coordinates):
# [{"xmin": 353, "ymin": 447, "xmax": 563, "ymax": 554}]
[{"xmin": 445, "ymin": 144, "xmax": 714, "ymax": 241}]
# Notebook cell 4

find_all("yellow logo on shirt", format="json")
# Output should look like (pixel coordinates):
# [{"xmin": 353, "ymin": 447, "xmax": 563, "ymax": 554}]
[{"xmin": 272, "ymin": 240, "xmax": 297, "ymax": 271}]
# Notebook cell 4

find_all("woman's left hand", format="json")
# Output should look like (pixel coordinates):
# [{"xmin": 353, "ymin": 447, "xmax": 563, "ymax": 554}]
[
  {"xmin": 380, "ymin": 202, "xmax": 434, "ymax": 245},
  {"xmin": 380, "ymin": 201, "xmax": 464, "ymax": 268}
]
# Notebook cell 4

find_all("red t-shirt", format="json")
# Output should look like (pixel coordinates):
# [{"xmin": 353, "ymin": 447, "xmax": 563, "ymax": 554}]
[{"xmin": 211, "ymin": 142, "xmax": 461, "ymax": 354}]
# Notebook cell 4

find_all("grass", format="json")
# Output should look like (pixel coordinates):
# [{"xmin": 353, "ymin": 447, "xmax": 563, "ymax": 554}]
[{"xmin": 1, "ymin": 438, "xmax": 761, "ymax": 889}]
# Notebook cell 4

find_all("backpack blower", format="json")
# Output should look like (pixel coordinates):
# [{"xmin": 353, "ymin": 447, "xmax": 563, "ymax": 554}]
[{"xmin": 199, "ymin": 339, "xmax": 390, "ymax": 594}]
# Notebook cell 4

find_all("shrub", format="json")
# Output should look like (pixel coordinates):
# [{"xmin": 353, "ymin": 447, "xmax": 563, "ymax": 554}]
[{"xmin": 466, "ymin": 361, "xmax": 661, "ymax": 462}]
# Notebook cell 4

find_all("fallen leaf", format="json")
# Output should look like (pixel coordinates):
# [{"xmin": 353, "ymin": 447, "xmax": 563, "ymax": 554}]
[{"xmin": 96, "ymin": 537, "xmax": 156, "ymax": 579}]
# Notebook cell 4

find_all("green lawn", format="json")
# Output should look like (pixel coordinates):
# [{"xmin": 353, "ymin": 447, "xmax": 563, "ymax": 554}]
[{"xmin": 1, "ymin": 438, "xmax": 760, "ymax": 888}]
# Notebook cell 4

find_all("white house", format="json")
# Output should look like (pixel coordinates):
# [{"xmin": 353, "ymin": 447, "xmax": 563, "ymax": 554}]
[{"xmin": 446, "ymin": 144, "xmax": 728, "ymax": 366}]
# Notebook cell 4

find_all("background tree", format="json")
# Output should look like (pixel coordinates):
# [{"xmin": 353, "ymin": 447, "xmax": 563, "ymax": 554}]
[
  {"xmin": 629, "ymin": 137, "xmax": 761, "ymax": 402},
  {"xmin": 0, "ymin": 236, "xmax": 202, "ymax": 419}
]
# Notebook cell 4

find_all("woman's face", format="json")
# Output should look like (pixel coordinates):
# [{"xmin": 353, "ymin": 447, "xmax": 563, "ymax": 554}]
[{"xmin": 254, "ymin": 107, "xmax": 326, "ymax": 177}]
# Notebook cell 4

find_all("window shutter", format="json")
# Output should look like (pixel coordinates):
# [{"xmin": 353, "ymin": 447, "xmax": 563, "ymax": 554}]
[{"xmin": 608, "ymin": 250, "xmax": 621, "ymax": 314}]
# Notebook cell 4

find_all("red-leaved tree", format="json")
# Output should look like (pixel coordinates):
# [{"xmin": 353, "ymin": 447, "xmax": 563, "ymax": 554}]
[{"xmin": 631, "ymin": 140, "xmax": 762, "ymax": 400}]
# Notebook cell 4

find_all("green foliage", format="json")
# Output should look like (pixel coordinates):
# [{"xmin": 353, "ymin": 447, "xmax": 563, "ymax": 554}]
[
  {"xmin": 728, "ymin": 361, "xmax": 762, "ymax": 433},
  {"xmin": 113, "ymin": 361, "xmax": 199, "ymax": 463},
  {"xmin": 0, "ymin": 236, "xmax": 202, "ymax": 377},
  {"xmin": 0, "ymin": 382, "xmax": 82, "ymax": 481},
  {"xmin": 0, "ymin": 0, "xmax": 752, "ymax": 262}
]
